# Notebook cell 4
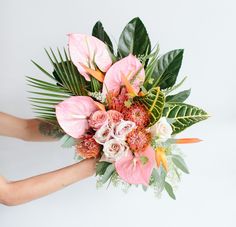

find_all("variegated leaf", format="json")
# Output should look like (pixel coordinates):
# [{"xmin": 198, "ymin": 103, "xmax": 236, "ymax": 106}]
[
  {"xmin": 135, "ymin": 87, "xmax": 165, "ymax": 126},
  {"xmin": 163, "ymin": 103, "xmax": 209, "ymax": 134}
]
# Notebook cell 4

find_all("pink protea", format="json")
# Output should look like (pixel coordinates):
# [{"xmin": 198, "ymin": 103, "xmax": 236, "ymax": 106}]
[
  {"xmin": 107, "ymin": 87, "xmax": 129, "ymax": 112},
  {"xmin": 122, "ymin": 103, "xmax": 150, "ymax": 128},
  {"xmin": 76, "ymin": 134, "xmax": 101, "ymax": 158},
  {"xmin": 126, "ymin": 128, "xmax": 151, "ymax": 153}
]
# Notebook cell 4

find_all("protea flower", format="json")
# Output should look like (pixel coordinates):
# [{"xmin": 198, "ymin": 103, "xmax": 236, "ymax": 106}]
[
  {"xmin": 126, "ymin": 127, "xmax": 151, "ymax": 153},
  {"xmin": 76, "ymin": 134, "xmax": 101, "ymax": 158},
  {"xmin": 122, "ymin": 103, "xmax": 150, "ymax": 128}
]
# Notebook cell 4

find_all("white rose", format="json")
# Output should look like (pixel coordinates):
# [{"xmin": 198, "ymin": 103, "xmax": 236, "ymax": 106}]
[
  {"xmin": 103, "ymin": 139, "xmax": 128, "ymax": 161},
  {"xmin": 113, "ymin": 119, "xmax": 136, "ymax": 141},
  {"xmin": 150, "ymin": 117, "xmax": 172, "ymax": 142},
  {"xmin": 93, "ymin": 123, "xmax": 113, "ymax": 144}
]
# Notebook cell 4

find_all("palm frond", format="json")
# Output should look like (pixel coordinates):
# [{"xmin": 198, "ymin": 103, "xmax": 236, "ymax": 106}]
[{"xmin": 28, "ymin": 48, "xmax": 89, "ymax": 122}]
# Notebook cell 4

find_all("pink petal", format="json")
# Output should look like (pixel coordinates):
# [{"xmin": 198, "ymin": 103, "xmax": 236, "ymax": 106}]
[
  {"xmin": 115, "ymin": 146, "xmax": 155, "ymax": 186},
  {"xmin": 68, "ymin": 34, "xmax": 112, "ymax": 81},
  {"xmin": 102, "ymin": 54, "xmax": 145, "ymax": 96},
  {"xmin": 55, "ymin": 96, "xmax": 98, "ymax": 138}
]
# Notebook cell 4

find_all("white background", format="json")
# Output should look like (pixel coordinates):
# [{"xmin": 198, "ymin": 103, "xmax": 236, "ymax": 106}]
[{"xmin": 0, "ymin": 0, "xmax": 235, "ymax": 226}]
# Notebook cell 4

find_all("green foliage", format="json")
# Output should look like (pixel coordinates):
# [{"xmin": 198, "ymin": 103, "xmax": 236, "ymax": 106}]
[
  {"xmin": 144, "ymin": 45, "xmax": 160, "ymax": 84},
  {"xmin": 172, "ymin": 154, "xmax": 189, "ymax": 174},
  {"xmin": 60, "ymin": 134, "xmax": 77, "ymax": 148},
  {"xmin": 150, "ymin": 168, "xmax": 166, "ymax": 192},
  {"xmin": 164, "ymin": 181, "xmax": 176, "ymax": 200},
  {"xmin": 162, "ymin": 103, "xmax": 209, "ymax": 134},
  {"xmin": 166, "ymin": 89, "xmax": 191, "ymax": 103},
  {"xmin": 92, "ymin": 21, "xmax": 114, "ymax": 54},
  {"xmin": 101, "ymin": 164, "xmax": 115, "ymax": 184},
  {"xmin": 134, "ymin": 87, "xmax": 165, "ymax": 126},
  {"xmin": 144, "ymin": 49, "xmax": 184, "ymax": 90},
  {"xmin": 28, "ymin": 48, "xmax": 88, "ymax": 122},
  {"xmin": 118, "ymin": 17, "xmax": 151, "ymax": 58},
  {"xmin": 140, "ymin": 156, "xmax": 149, "ymax": 165},
  {"xmin": 96, "ymin": 161, "xmax": 112, "ymax": 176}
]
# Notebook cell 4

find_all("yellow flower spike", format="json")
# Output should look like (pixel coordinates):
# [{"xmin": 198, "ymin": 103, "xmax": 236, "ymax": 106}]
[
  {"xmin": 79, "ymin": 63, "xmax": 105, "ymax": 82},
  {"xmin": 155, "ymin": 147, "xmax": 168, "ymax": 172},
  {"xmin": 121, "ymin": 74, "xmax": 138, "ymax": 97}
]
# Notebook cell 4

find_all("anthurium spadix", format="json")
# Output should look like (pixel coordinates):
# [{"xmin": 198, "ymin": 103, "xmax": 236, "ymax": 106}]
[
  {"xmin": 102, "ymin": 54, "xmax": 145, "ymax": 96},
  {"xmin": 68, "ymin": 34, "xmax": 113, "ymax": 82},
  {"xmin": 55, "ymin": 96, "xmax": 99, "ymax": 138}
]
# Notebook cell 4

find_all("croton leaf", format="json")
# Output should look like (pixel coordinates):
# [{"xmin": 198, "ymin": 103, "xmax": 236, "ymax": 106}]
[
  {"xmin": 92, "ymin": 21, "xmax": 114, "ymax": 54},
  {"xmin": 118, "ymin": 17, "xmax": 151, "ymax": 58},
  {"xmin": 147, "ymin": 49, "xmax": 184, "ymax": 90},
  {"xmin": 166, "ymin": 89, "xmax": 191, "ymax": 103},
  {"xmin": 134, "ymin": 87, "xmax": 165, "ymax": 127},
  {"xmin": 162, "ymin": 103, "xmax": 209, "ymax": 134}
]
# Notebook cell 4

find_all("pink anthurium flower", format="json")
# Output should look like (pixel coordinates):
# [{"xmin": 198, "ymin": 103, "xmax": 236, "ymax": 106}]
[
  {"xmin": 68, "ymin": 34, "xmax": 113, "ymax": 81},
  {"xmin": 55, "ymin": 96, "xmax": 98, "ymax": 138},
  {"xmin": 115, "ymin": 146, "xmax": 155, "ymax": 186},
  {"xmin": 102, "ymin": 54, "xmax": 145, "ymax": 96}
]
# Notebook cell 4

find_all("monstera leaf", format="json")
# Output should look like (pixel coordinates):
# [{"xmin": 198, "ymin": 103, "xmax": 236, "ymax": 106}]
[
  {"xmin": 162, "ymin": 103, "xmax": 209, "ymax": 134},
  {"xmin": 134, "ymin": 87, "xmax": 165, "ymax": 126},
  {"xmin": 92, "ymin": 21, "xmax": 114, "ymax": 54},
  {"xmin": 118, "ymin": 17, "xmax": 151, "ymax": 58},
  {"xmin": 144, "ymin": 49, "xmax": 184, "ymax": 90}
]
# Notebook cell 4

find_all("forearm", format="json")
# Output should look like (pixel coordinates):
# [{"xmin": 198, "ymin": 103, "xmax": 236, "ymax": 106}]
[
  {"xmin": 0, "ymin": 112, "xmax": 64, "ymax": 141},
  {"xmin": 0, "ymin": 159, "xmax": 96, "ymax": 206}
]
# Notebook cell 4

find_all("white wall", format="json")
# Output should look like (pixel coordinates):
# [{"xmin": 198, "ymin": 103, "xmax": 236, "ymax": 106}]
[{"xmin": 0, "ymin": 0, "xmax": 235, "ymax": 226}]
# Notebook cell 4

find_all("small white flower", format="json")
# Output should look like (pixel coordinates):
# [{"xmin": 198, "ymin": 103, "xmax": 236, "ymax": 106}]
[
  {"xmin": 103, "ymin": 139, "xmax": 128, "ymax": 161},
  {"xmin": 150, "ymin": 117, "xmax": 173, "ymax": 142}
]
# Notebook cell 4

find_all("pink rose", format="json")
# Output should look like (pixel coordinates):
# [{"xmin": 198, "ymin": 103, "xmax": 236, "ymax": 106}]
[
  {"xmin": 93, "ymin": 123, "xmax": 113, "ymax": 144},
  {"xmin": 107, "ymin": 110, "xmax": 124, "ymax": 124},
  {"xmin": 113, "ymin": 120, "xmax": 136, "ymax": 140},
  {"xmin": 103, "ymin": 139, "xmax": 128, "ymax": 161},
  {"xmin": 88, "ymin": 110, "xmax": 108, "ymax": 130}
]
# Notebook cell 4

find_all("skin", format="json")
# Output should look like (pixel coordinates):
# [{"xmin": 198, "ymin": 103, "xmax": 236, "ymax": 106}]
[{"xmin": 0, "ymin": 112, "xmax": 96, "ymax": 206}]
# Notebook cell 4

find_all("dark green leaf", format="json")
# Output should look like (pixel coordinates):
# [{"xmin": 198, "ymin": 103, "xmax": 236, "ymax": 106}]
[
  {"xmin": 172, "ymin": 155, "xmax": 189, "ymax": 174},
  {"xmin": 118, "ymin": 17, "xmax": 151, "ymax": 57},
  {"xmin": 92, "ymin": 21, "xmax": 114, "ymax": 53},
  {"xmin": 150, "ymin": 49, "xmax": 184, "ymax": 89},
  {"xmin": 166, "ymin": 89, "xmax": 191, "ymax": 103}
]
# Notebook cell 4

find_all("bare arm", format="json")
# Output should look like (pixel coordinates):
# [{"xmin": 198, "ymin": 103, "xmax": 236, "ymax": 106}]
[
  {"xmin": 0, "ymin": 112, "xmax": 64, "ymax": 141},
  {"xmin": 0, "ymin": 112, "xmax": 96, "ymax": 206},
  {"xmin": 0, "ymin": 158, "xmax": 96, "ymax": 206}
]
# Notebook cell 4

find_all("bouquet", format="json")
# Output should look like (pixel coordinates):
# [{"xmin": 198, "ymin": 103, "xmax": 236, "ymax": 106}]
[{"xmin": 27, "ymin": 17, "xmax": 209, "ymax": 199}]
